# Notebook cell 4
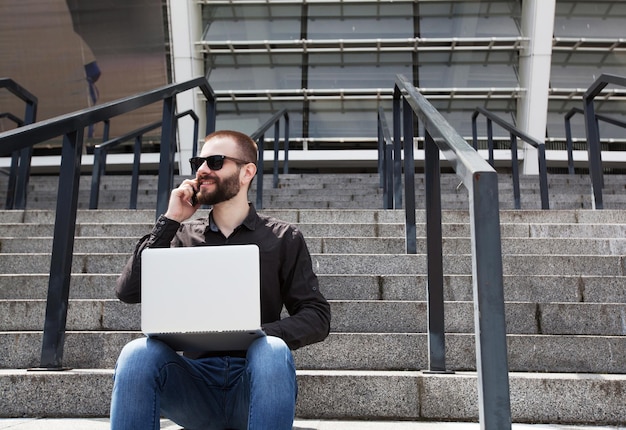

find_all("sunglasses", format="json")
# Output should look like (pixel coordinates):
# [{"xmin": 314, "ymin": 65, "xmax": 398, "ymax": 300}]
[{"xmin": 189, "ymin": 155, "xmax": 252, "ymax": 172}]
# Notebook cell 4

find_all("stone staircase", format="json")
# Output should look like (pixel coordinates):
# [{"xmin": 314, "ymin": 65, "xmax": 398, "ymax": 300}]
[
  {"xmin": 0, "ymin": 172, "xmax": 626, "ymax": 425},
  {"xmin": 5, "ymin": 172, "xmax": 626, "ymax": 210}
]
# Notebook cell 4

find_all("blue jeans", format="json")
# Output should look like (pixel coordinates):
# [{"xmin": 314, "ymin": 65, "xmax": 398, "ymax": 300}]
[{"xmin": 110, "ymin": 336, "xmax": 297, "ymax": 430}]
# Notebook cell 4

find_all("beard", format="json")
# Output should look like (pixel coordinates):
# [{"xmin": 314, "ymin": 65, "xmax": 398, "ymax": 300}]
[{"xmin": 196, "ymin": 169, "xmax": 241, "ymax": 206}]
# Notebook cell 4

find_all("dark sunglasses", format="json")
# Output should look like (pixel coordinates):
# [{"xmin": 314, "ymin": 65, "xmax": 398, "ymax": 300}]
[{"xmin": 189, "ymin": 155, "xmax": 252, "ymax": 172}]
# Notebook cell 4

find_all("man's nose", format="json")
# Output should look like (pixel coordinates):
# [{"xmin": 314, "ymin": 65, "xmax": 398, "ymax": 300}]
[{"xmin": 197, "ymin": 160, "xmax": 212, "ymax": 173}]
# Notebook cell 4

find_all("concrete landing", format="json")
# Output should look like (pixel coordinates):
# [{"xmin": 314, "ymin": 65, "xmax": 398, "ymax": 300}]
[{"xmin": 0, "ymin": 419, "xmax": 623, "ymax": 429}]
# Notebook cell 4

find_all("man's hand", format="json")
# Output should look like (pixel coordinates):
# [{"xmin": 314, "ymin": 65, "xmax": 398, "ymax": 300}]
[{"xmin": 163, "ymin": 179, "xmax": 200, "ymax": 223}]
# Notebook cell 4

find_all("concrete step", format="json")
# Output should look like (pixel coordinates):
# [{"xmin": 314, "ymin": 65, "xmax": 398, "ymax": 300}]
[
  {"xmin": 3, "ymin": 236, "xmax": 626, "ymax": 256},
  {"xmin": 0, "ymin": 418, "xmax": 621, "ymax": 430},
  {"xmin": 17, "ymin": 197, "xmax": 626, "ymax": 211},
  {"xmin": 2, "ymin": 219, "xmax": 626, "ymax": 240},
  {"xmin": 1, "ymin": 273, "xmax": 624, "ymax": 304},
  {"xmin": 3, "ymin": 173, "xmax": 626, "ymax": 210},
  {"xmin": 4, "ymin": 208, "xmax": 626, "ymax": 225},
  {"xmin": 4, "ymin": 173, "xmax": 624, "ymax": 192},
  {"xmin": 1, "ymin": 369, "xmax": 625, "ymax": 424},
  {"xmin": 3, "ymin": 299, "xmax": 626, "ymax": 336},
  {"xmin": 2, "ymin": 331, "xmax": 625, "ymax": 374},
  {"xmin": 0, "ymin": 252, "xmax": 624, "ymax": 277}
]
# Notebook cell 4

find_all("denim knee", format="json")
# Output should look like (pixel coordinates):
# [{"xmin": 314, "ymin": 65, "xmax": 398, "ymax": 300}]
[
  {"xmin": 115, "ymin": 337, "xmax": 177, "ymax": 380},
  {"xmin": 246, "ymin": 336, "xmax": 296, "ymax": 384},
  {"xmin": 247, "ymin": 336, "xmax": 291, "ymax": 363}
]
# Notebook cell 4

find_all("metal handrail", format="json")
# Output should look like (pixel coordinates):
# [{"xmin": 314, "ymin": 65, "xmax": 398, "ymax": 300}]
[
  {"xmin": 377, "ymin": 106, "xmax": 394, "ymax": 209},
  {"xmin": 0, "ymin": 76, "xmax": 216, "ymax": 369},
  {"xmin": 471, "ymin": 106, "xmax": 549, "ymax": 210},
  {"xmin": 250, "ymin": 108, "xmax": 290, "ymax": 209},
  {"xmin": 564, "ymin": 106, "xmax": 626, "ymax": 175},
  {"xmin": 89, "ymin": 110, "xmax": 199, "ymax": 209},
  {"xmin": 394, "ymin": 74, "xmax": 511, "ymax": 429},
  {"xmin": 0, "ymin": 113, "xmax": 23, "ymax": 207},
  {"xmin": 583, "ymin": 73, "xmax": 626, "ymax": 209},
  {"xmin": 0, "ymin": 78, "xmax": 38, "ymax": 209}
]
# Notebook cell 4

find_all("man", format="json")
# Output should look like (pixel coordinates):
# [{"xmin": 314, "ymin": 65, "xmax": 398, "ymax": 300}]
[{"xmin": 110, "ymin": 130, "xmax": 331, "ymax": 430}]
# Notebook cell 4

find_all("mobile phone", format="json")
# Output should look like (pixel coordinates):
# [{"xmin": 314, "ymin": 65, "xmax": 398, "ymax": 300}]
[{"xmin": 190, "ymin": 181, "xmax": 199, "ymax": 206}]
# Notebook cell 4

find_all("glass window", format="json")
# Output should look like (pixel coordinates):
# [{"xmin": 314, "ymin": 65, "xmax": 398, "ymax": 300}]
[
  {"xmin": 201, "ymin": 0, "xmax": 524, "ymax": 142},
  {"xmin": 418, "ymin": 1, "xmax": 521, "ymax": 38},
  {"xmin": 202, "ymin": 4, "xmax": 301, "ymax": 41},
  {"xmin": 206, "ymin": 61, "xmax": 302, "ymax": 91},
  {"xmin": 554, "ymin": 1, "xmax": 626, "ymax": 38},
  {"xmin": 215, "ymin": 100, "xmax": 304, "ymax": 142},
  {"xmin": 308, "ymin": 99, "xmax": 381, "ymax": 139},
  {"xmin": 419, "ymin": 57, "xmax": 519, "ymax": 88},
  {"xmin": 308, "ymin": 52, "xmax": 412, "ymax": 89},
  {"xmin": 307, "ymin": 3, "xmax": 414, "ymax": 39}
]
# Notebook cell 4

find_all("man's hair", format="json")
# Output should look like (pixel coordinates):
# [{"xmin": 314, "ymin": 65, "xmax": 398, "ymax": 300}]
[{"xmin": 204, "ymin": 130, "xmax": 258, "ymax": 164}]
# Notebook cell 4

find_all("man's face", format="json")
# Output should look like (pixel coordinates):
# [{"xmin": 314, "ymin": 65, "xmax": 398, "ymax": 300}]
[{"xmin": 195, "ymin": 138, "xmax": 243, "ymax": 205}]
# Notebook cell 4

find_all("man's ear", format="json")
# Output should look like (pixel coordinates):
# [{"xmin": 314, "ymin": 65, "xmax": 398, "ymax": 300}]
[{"xmin": 240, "ymin": 162, "xmax": 257, "ymax": 185}]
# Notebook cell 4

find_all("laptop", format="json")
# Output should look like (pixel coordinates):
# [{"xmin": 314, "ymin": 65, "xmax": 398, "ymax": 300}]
[{"xmin": 140, "ymin": 244, "xmax": 266, "ymax": 352}]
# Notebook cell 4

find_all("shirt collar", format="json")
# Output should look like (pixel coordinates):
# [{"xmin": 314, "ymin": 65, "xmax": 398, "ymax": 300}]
[{"xmin": 207, "ymin": 202, "xmax": 258, "ymax": 233}]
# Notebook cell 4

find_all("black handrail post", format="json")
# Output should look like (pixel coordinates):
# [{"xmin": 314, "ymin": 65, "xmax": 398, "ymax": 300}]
[
  {"xmin": 564, "ymin": 111, "xmax": 575, "ymax": 175},
  {"xmin": 156, "ymin": 96, "xmax": 177, "ymax": 219},
  {"xmin": 424, "ymin": 130, "xmax": 446, "ymax": 372},
  {"xmin": 0, "ymin": 118, "xmax": 23, "ymax": 196},
  {"xmin": 204, "ymin": 85, "xmax": 217, "ymax": 136},
  {"xmin": 470, "ymin": 170, "xmax": 511, "ymax": 429},
  {"xmin": 192, "ymin": 113, "xmax": 200, "ymax": 157},
  {"xmin": 471, "ymin": 111, "xmax": 479, "ymax": 150},
  {"xmin": 384, "ymin": 141, "xmax": 393, "ymax": 210},
  {"xmin": 283, "ymin": 113, "xmax": 290, "ymax": 174},
  {"xmin": 510, "ymin": 134, "xmax": 521, "ymax": 210},
  {"xmin": 39, "ymin": 129, "xmax": 84, "ymax": 369},
  {"xmin": 102, "ymin": 119, "xmax": 110, "ymax": 141},
  {"xmin": 273, "ymin": 122, "xmax": 280, "ymax": 189},
  {"xmin": 130, "ymin": 135, "xmax": 142, "ymax": 209},
  {"xmin": 378, "ymin": 106, "xmax": 394, "ymax": 209},
  {"xmin": 256, "ymin": 134, "xmax": 265, "ymax": 209},
  {"xmin": 377, "ymin": 111, "xmax": 385, "ymax": 189},
  {"xmin": 487, "ymin": 118, "xmax": 494, "ymax": 167},
  {"xmin": 402, "ymin": 98, "xmax": 417, "ymax": 254},
  {"xmin": 5, "ymin": 150, "xmax": 19, "ymax": 209},
  {"xmin": 14, "ymin": 146, "xmax": 34, "ymax": 209},
  {"xmin": 13, "ymin": 98, "xmax": 37, "ymax": 209},
  {"xmin": 583, "ymin": 95, "xmax": 604, "ymax": 209},
  {"xmin": 538, "ymin": 143, "xmax": 549, "ymax": 209},
  {"xmin": 89, "ymin": 147, "xmax": 106, "ymax": 209},
  {"xmin": 392, "ymin": 91, "xmax": 403, "ymax": 209},
  {"xmin": 168, "ymin": 108, "xmax": 179, "ymax": 192}
]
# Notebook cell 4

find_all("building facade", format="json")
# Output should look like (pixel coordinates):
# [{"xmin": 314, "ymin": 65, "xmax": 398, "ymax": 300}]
[{"xmin": 170, "ymin": 0, "xmax": 626, "ymax": 174}]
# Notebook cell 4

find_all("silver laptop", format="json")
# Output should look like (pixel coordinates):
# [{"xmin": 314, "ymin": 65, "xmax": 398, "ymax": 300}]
[{"xmin": 140, "ymin": 244, "xmax": 265, "ymax": 352}]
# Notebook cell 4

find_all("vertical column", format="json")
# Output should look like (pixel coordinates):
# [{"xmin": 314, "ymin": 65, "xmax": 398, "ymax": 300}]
[
  {"xmin": 517, "ymin": 0, "xmax": 556, "ymax": 175},
  {"xmin": 169, "ymin": 0, "xmax": 205, "ymax": 175}
]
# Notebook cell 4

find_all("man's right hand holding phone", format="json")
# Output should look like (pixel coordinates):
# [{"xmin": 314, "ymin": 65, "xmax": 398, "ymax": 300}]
[{"xmin": 164, "ymin": 179, "xmax": 200, "ymax": 223}]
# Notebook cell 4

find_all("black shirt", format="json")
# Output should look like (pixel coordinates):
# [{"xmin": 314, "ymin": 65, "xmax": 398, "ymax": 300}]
[{"xmin": 116, "ymin": 204, "xmax": 331, "ymax": 353}]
